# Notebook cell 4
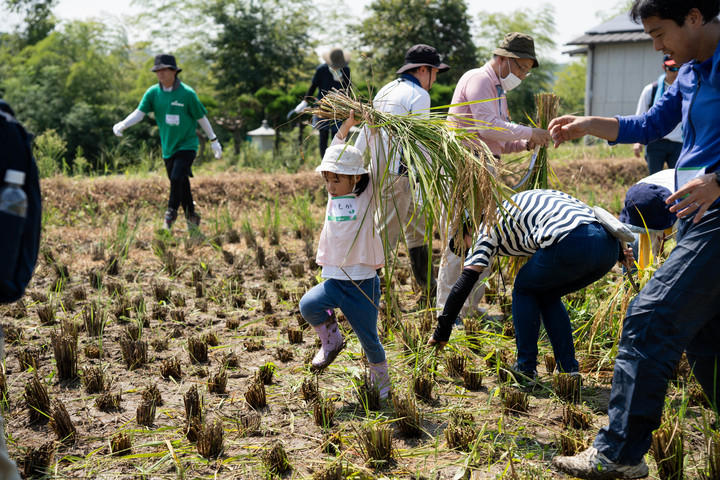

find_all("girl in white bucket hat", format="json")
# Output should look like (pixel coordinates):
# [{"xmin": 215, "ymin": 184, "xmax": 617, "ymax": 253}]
[{"xmin": 299, "ymin": 113, "xmax": 391, "ymax": 399}]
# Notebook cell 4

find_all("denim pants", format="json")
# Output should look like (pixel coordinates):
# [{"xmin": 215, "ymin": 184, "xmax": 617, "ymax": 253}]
[
  {"xmin": 299, "ymin": 276, "xmax": 386, "ymax": 364},
  {"xmin": 594, "ymin": 209, "xmax": 720, "ymax": 465},
  {"xmin": 164, "ymin": 149, "xmax": 196, "ymax": 215},
  {"xmin": 512, "ymin": 223, "xmax": 620, "ymax": 374}
]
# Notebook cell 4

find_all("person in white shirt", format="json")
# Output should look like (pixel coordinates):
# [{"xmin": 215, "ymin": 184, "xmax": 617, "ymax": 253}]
[{"xmin": 632, "ymin": 55, "xmax": 682, "ymax": 174}]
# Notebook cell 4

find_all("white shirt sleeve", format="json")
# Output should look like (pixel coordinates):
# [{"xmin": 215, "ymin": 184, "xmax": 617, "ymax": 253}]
[
  {"xmin": 121, "ymin": 109, "xmax": 145, "ymax": 128},
  {"xmin": 635, "ymin": 83, "xmax": 655, "ymax": 116},
  {"xmin": 197, "ymin": 116, "xmax": 217, "ymax": 139}
]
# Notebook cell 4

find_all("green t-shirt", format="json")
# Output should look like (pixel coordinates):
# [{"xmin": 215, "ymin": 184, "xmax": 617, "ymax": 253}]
[{"xmin": 138, "ymin": 82, "xmax": 208, "ymax": 158}]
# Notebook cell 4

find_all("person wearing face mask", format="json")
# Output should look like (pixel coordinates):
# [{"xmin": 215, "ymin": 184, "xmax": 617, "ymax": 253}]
[
  {"xmin": 292, "ymin": 48, "xmax": 352, "ymax": 159},
  {"xmin": 436, "ymin": 32, "xmax": 552, "ymax": 328}
]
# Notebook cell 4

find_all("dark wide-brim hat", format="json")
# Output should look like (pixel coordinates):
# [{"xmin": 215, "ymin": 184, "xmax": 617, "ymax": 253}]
[
  {"xmin": 396, "ymin": 44, "xmax": 450, "ymax": 74},
  {"xmin": 322, "ymin": 48, "xmax": 351, "ymax": 69},
  {"xmin": 618, "ymin": 183, "xmax": 676, "ymax": 231},
  {"xmin": 493, "ymin": 32, "xmax": 539, "ymax": 68},
  {"xmin": 151, "ymin": 54, "xmax": 182, "ymax": 73}
]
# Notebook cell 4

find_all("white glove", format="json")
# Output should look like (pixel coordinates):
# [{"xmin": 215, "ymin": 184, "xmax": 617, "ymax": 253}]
[
  {"xmin": 113, "ymin": 122, "xmax": 125, "ymax": 137},
  {"xmin": 211, "ymin": 139, "xmax": 222, "ymax": 159},
  {"xmin": 294, "ymin": 100, "xmax": 308, "ymax": 113}
]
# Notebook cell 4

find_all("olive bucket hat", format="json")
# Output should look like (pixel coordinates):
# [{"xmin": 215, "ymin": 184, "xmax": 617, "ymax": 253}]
[
  {"xmin": 493, "ymin": 32, "xmax": 539, "ymax": 68},
  {"xmin": 151, "ymin": 54, "xmax": 182, "ymax": 73}
]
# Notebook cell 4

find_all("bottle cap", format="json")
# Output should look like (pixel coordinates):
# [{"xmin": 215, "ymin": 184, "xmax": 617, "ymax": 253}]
[{"xmin": 4, "ymin": 169, "xmax": 25, "ymax": 186}]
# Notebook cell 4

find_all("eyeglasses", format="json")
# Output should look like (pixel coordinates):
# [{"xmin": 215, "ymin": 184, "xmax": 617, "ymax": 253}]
[
  {"xmin": 666, "ymin": 66, "xmax": 679, "ymax": 72},
  {"xmin": 512, "ymin": 58, "xmax": 532, "ymax": 78}
]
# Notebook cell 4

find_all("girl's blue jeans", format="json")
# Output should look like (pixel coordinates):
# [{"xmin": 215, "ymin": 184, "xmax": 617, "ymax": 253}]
[
  {"xmin": 512, "ymin": 223, "xmax": 620, "ymax": 374},
  {"xmin": 299, "ymin": 276, "xmax": 385, "ymax": 364}
]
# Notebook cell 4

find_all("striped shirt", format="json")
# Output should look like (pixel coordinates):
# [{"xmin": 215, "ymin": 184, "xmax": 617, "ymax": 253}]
[{"xmin": 465, "ymin": 190, "xmax": 598, "ymax": 268}]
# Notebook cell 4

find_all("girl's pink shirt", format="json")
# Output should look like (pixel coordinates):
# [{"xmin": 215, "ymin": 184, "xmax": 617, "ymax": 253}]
[{"xmin": 315, "ymin": 137, "xmax": 384, "ymax": 270}]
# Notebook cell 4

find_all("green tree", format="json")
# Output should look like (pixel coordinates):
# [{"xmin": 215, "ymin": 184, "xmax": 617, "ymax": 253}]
[
  {"xmin": 475, "ymin": 4, "xmax": 558, "ymax": 123},
  {"xmin": 357, "ymin": 0, "xmax": 477, "ymax": 85},
  {"xmin": 1, "ymin": 20, "xmax": 136, "ymax": 165},
  {"xmin": 3, "ymin": 0, "xmax": 57, "ymax": 46},
  {"xmin": 554, "ymin": 58, "xmax": 586, "ymax": 116},
  {"xmin": 205, "ymin": 0, "xmax": 315, "ymax": 99}
]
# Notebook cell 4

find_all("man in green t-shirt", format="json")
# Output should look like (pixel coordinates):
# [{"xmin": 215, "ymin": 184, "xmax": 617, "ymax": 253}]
[{"xmin": 113, "ymin": 54, "xmax": 222, "ymax": 232}]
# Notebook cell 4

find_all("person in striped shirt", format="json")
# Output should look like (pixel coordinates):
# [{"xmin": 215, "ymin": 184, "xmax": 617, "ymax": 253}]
[{"xmin": 429, "ymin": 189, "xmax": 633, "ymax": 379}]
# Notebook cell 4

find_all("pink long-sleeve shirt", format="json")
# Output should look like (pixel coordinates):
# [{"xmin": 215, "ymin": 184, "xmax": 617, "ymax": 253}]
[{"xmin": 448, "ymin": 63, "xmax": 532, "ymax": 157}]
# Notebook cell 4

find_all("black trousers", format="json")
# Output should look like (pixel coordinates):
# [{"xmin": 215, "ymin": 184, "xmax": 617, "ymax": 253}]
[{"xmin": 163, "ymin": 149, "xmax": 196, "ymax": 215}]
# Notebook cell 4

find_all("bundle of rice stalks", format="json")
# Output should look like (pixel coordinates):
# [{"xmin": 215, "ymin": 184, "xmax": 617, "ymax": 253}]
[
  {"xmin": 187, "ymin": 336, "xmax": 208, "ymax": 364},
  {"xmin": 263, "ymin": 440, "xmax": 291, "ymax": 476},
  {"xmin": 311, "ymin": 89, "xmax": 508, "ymax": 254},
  {"xmin": 391, "ymin": 392, "xmax": 423, "ymax": 437},
  {"xmin": 81, "ymin": 365, "xmax": 105, "ymax": 394},
  {"xmin": 652, "ymin": 416, "xmax": 684, "ymax": 480},
  {"xmin": 119, "ymin": 338, "xmax": 148, "ymax": 370},
  {"xmin": 313, "ymin": 462, "xmax": 343, "ymax": 480},
  {"xmin": 313, "ymin": 396, "xmax": 335, "ymax": 429},
  {"xmin": 245, "ymin": 381, "xmax": 267, "ymax": 409},
  {"xmin": 207, "ymin": 367, "xmax": 228, "ymax": 395},
  {"xmin": 23, "ymin": 442, "xmax": 55, "ymax": 478},
  {"xmin": 184, "ymin": 385, "xmax": 202, "ymax": 421},
  {"xmin": 110, "ymin": 432, "xmax": 132, "ymax": 456},
  {"xmin": 412, "ymin": 372, "xmax": 434, "ymax": 402},
  {"xmin": 356, "ymin": 422, "xmax": 393, "ymax": 467},
  {"xmin": 197, "ymin": 419, "xmax": 224, "ymax": 459},
  {"xmin": 562, "ymin": 404, "xmax": 593, "ymax": 430},
  {"xmin": 704, "ymin": 427, "xmax": 720, "ymax": 480},
  {"xmin": 160, "ymin": 357, "xmax": 182, "ymax": 380},
  {"xmin": 25, "ymin": 374, "xmax": 51, "ymax": 424},
  {"xmin": 462, "ymin": 369, "xmax": 483, "ymax": 391},
  {"xmin": 445, "ymin": 353, "xmax": 466, "ymax": 378},
  {"xmin": 49, "ymin": 400, "xmax": 76, "ymax": 445},
  {"xmin": 301, "ymin": 377, "xmax": 320, "ymax": 403},
  {"xmin": 445, "ymin": 410, "xmax": 477, "ymax": 452},
  {"xmin": 136, "ymin": 399, "xmax": 155, "ymax": 427},
  {"xmin": 256, "ymin": 362, "xmax": 275, "ymax": 385},
  {"xmin": 553, "ymin": 373, "xmax": 583, "ymax": 404},
  {"xmin": 237, "ymin": 412, "xmax": 262, "ymax": 437},
  {"xmin": 501, "ymin": 387, "xmax": 529, "ymax": 414},
  {"xmin": 556, "ymin": 428, "xmax": 587, "ymax": 456}
]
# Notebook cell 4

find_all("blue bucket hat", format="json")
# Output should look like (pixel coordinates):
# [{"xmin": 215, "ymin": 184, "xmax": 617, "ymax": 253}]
[{"xmin": 618, "ymin": 183, "xmax": 676, "ymax": 231}]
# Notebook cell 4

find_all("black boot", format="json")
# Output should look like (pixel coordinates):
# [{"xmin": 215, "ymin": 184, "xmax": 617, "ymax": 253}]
[{"xmin": 409, "ymin": 245, "xmax": 437, "ymax": 298}]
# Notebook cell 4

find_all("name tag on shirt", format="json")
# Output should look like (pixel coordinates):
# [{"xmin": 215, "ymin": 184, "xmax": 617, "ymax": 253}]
[
  {"xmin": 166, "ymin": 114, "xmax": 180, "ymax": 126},
  {"xmin": 327, "ymin": 195, "xmax": 357, "ymax": 221},
  {"xmin": 676, "ymin": 166, "xmax": 705, "ymax": 189}
]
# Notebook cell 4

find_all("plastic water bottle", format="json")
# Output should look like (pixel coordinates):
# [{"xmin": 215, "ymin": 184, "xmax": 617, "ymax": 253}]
[{"xmin": 0, "ymin": 169, "xmax": 28, "ymax": 217}]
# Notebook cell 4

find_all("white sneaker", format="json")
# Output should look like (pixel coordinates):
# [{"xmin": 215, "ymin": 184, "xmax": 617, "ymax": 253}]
[{"xmin": 552, "ymin": 446, "xmax": 649, "ymax": 479}]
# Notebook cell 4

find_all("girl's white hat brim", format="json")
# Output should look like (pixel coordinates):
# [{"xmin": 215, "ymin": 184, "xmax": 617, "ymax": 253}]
[{"xmin": 315, "ymin": 144, "xmax": 368, "ymax": 175}]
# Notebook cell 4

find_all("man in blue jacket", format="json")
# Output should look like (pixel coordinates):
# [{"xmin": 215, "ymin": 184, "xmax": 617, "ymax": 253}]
[{"xmin": 549, "ymin": 0, "xmax": 720, "ymax": 478}]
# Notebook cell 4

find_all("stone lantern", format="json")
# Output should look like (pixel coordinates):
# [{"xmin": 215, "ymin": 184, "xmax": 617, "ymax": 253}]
[{"xmin": 247, "ymin": 120, "xmax": 275, "ymax": 152}]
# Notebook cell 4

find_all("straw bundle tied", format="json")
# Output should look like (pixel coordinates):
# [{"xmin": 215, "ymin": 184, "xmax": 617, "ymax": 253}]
[{"xmin": 311, "ymin": 89, "xmax": 509, "ymax": 248}]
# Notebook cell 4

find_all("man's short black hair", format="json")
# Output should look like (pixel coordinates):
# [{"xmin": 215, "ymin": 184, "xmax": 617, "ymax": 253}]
[{"xmin": 630, "ymin": 0, "xmax": 720, "ymax": 26}]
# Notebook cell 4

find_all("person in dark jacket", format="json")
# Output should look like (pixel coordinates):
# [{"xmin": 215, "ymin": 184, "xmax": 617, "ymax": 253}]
[{"xmin": 549, "ymin": 1, "xmax": 720, "ymax": 478}]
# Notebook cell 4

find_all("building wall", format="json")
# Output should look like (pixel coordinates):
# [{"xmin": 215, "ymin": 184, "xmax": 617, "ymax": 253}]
[{"xmin": 588, "ymin": 41, "xmax": 665, "ymax": 117}]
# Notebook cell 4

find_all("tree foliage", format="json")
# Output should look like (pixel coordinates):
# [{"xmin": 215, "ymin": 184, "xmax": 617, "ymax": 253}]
[
  {"xmin": 475, "ymin": 4, "xmax": 558, "ymax": 123},
  {"xmin": 357, "ymin": 0, "xmax": 477, "ymax": 85},
  {"xmin": 554, "ymin": 58, "xmax": 587, "ymax": 116},
  {"xmin": 205, "ymin": 0, "xmax": 315, "ymax": 99},
  {"xmin": 3, "ymin": 0, "xmax": 57, "ymax": 46}
]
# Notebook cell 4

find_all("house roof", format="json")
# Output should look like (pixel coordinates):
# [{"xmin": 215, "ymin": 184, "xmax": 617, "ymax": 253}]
[{"xmin": 566, "ymin": 13, "xmax": 649, "ymax": 46}]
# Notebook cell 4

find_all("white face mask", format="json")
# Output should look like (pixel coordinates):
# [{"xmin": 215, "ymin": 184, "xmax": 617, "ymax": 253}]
[{"xmin": 499, "ymin": 60, "xmax": 522, "ymax": 92}]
